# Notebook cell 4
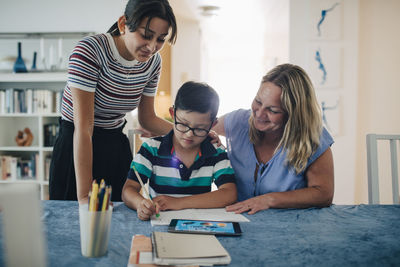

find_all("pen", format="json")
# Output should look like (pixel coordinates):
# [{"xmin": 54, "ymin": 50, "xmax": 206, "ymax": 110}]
[
  {"xmin": 98, "ymin": 187, "xmax": 105, "ymax": 212},
  {"xmin": 132, "ymin": 165, "xmax": 160, "ymax": 218},
  {"xmin": 108, "ymin": 186, "xmax": 112, "ymax": 208},
  {"xmin": 98, "ymin": 179, "xmax": 106, "ymax": 211}
]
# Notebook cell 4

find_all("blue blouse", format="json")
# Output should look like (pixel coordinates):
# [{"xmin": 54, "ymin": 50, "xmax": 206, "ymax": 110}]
[{"xmin": 224, "ymin": 109, "xmax": 334, "ymax": 201}]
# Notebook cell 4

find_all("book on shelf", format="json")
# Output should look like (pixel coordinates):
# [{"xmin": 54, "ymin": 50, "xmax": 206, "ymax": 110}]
[
  {"xmin": 44, "ymin": 123, "xmax": 59, "ymax": 147},
  {"xmin": 44, "ymin": 155, "xmax": 52, "ymax": 181},
  {"xmin": 0, "ymin": 154, "xmax": 38, "ymax": 181},
  {"xmin": 55, "ymin": 91, "xmax": 62, "ymax": 114},
  {"xmin": 0, "ymin": 88, "xmax": 63, "ymax": 114},
  {"xmin": 0, "ymin": 90, "xmax": 5, "ymax": 113}
]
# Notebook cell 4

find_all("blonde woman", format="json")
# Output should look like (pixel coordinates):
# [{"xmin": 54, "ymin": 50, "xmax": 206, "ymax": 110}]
[{"xmin": 213, "ymin": 64, "xmax": 334, "ymax": 214}]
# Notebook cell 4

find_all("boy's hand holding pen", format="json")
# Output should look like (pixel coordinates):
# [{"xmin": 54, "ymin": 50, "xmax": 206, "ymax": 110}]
[
  {"xmin": 137, "ymin": 198, "xmax": 159, "ymax": 221},
  {"xmin": 132, "ymin": 166, "xmax": 160, "ymax": 220}
]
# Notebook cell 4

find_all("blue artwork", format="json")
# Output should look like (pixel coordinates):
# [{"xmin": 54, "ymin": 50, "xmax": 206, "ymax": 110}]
[
  {"xmin": 321, "ymin": 100, "xmax": 339, "ymax": 132},
  {"xmin": 315, "ymin": 49, "xmax": 327, "ymax": 85},
  {"xmin": 317, "ymin": 2, "xmax": 340, "ymax": 37}
]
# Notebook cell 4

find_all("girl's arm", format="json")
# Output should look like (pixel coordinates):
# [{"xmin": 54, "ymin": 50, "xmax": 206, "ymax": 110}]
[
  {"xmin": 71, "ymin": 87, "xmax": 95, "ymax": 204},
  {"xmin": 137, "ymin": 95, "xmax": 172, "ymax": 136}
]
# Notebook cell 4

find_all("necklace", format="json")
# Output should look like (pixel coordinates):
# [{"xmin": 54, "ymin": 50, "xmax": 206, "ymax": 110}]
[
  {"xmin": 112, "ymin": 35, "xmax": 135, "ymax": 80},
  {"xmin": 124, "ymin": 66, "xmax": 133, "ymax": 80}
]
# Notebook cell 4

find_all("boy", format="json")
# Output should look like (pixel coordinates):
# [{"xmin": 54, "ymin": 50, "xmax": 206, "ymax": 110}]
[{"xmin": 122, "ymin": 81, "xmax": 237, "ymax": 220}]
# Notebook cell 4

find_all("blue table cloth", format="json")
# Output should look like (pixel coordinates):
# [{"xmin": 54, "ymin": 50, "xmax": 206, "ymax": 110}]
[{"xmin": 1, "ymin": 201, "xmax": 400, "ymax": 266}]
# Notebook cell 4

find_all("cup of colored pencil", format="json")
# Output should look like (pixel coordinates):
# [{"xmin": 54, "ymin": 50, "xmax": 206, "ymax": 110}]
[{"xmin": 79, "ymin": 179, "xmax": 112, "ymax": 257}]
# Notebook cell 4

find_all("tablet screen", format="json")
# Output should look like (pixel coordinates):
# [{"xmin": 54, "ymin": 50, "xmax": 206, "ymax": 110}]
[{"xmin": 174, "ymin": 219, "xmax": 236, "ymax": 234}]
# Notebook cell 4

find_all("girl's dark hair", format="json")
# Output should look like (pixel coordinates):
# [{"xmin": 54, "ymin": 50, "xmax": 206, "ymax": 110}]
[
  {"xmin": 174, "ymin": 81, "xmax": 219, "ymax": 121},
  {"xmin": 107, "ymin": 0, "xmax": 177, "ymax": 44}
]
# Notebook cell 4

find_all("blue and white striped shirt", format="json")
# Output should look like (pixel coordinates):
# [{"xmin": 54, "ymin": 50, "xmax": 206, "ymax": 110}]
[
  {"xmin": 127, "ymin": 131, "xmax": 236, "ymax": 196},
  {"xmin": 61, "ymin": 33, "xmax": 161, "ymax": 129}
]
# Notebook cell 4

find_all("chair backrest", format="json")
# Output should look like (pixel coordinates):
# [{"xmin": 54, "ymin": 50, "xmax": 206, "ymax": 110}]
[
  {"xmin": 366, "ymin": 134, "xmax": 400, "ymax": 204},
  {"xmin": 128, "ymin": 129, "xmax": 136, "ymax": 156}
]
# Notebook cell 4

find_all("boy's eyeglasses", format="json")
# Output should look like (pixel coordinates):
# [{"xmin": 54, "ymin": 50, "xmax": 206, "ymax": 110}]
[{"xmin": 174, "ymin": 108, "xmax": 213, "ymax": 137}]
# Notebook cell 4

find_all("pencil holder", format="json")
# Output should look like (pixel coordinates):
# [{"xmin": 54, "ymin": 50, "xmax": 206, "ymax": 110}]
[{"xmin": 79, "ymin": 204, "xmax": 113, "ymax": 257}]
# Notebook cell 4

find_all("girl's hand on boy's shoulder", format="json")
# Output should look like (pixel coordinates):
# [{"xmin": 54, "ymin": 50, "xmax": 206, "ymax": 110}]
[
  {"xmin": 153, "ymin": 195, "xmax": 182, "ymax": 211},
  {"xmin": 208, "ymin": 130, "xmax": 223, "ymax": 147}
]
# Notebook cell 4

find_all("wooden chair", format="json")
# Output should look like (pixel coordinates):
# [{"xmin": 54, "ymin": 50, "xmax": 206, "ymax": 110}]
[
  {"xmin": 128, "ymin": 129, "xmax": 136, "ymax": 156},
  {"xmin": 366, "ymin": 134, "xmax": 400, "ymax": 204}
]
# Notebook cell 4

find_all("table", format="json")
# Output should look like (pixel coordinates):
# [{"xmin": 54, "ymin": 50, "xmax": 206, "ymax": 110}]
[{"xmin": 1, "ymin": 201, "xmax": 399, "ymax": 266}]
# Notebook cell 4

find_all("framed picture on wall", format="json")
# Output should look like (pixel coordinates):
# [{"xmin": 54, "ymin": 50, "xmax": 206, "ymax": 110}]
[
  {"xmin": 316, "ymin": 92, "xmax": 341, "ymax": 136},
  {"xmin": 306, "ymin": 44, "xmax": 342, "ymax": 89},
  {"xmin": 308, "ymin": 0, "xmax": 343, "ymax": 40}
]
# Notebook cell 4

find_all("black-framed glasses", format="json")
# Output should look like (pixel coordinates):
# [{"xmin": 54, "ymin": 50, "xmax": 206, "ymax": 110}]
[{"xmin": 174, "ymin": 108, "xmax": 213, "ymax": 137}]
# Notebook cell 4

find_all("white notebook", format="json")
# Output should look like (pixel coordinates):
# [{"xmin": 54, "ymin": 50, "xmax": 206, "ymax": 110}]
[{"xmin": 152, "ymin": 232, "xmax": 231, "ymax": 265}]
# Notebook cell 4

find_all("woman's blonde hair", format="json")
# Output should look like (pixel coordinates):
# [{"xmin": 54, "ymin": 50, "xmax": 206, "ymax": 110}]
[{"xmin": 249, "ymin": 63, "xmax": 322, "ymax": 174}]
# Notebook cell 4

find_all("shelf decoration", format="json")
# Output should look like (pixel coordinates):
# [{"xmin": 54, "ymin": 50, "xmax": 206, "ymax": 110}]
[
  {"xmin": 13, "ymin": 42, "xmax": 28, "ymax": 73},
  {"xmin": 15, "ymin": 128, "xmax": 33, "ymax": 146},
  {"xmin": 31, "ymin": 51, "xmax": 38, "ymax": 71}
]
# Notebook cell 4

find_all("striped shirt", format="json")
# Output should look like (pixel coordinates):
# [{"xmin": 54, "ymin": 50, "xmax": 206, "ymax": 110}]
[
  {"xmin": 61, "ymin": 33, "xmax": 161, "ymax": 129},
  {"xmin": 127, "ymin": 131, "xmax": 236, "ymax": 196}
]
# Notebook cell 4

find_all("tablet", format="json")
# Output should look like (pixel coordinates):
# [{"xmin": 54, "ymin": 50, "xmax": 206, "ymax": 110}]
[{"xmin": 168, "ymin": 219, "xmax": 242, "ymax": 236}]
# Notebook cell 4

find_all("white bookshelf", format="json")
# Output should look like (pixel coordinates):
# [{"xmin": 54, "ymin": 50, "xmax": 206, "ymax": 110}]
[
  {"xmin": 0, "ymin": 72, "xmax": 66, "ymax": 200},
  {"xmin": 0, "ymin": 72, "xmax": 67, "ymax": 90}
]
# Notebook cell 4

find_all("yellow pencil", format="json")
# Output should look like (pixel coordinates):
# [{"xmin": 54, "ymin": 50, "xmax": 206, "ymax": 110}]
[
  {"xmin": 88, "ymin": 180, "xmax": 99, "ymax": 256},
  {"xmin": 89, "ymin": 181, "xmax": 99, "ymax": 212}
]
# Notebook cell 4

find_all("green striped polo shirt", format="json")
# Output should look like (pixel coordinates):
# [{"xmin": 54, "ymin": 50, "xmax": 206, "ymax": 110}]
[{"xmin": 126, "ymin": 130, "xmax": 236, "ymax": 196}]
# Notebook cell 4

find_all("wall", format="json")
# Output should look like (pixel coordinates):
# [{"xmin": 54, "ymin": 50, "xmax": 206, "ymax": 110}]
[
  {"xmin": 0, "ymin": 0, "xmax": 125, "ymax": 33},
  {"xmin": 290, "ymin": 0, "xmax": 359, "ymax": 204},
  {"xmin": 155, "ymin": 44, "xmax": 172, "ymax": 120},
  {"xmin": 170, "ymin": 16, "xmax": 201, "ymax": 100},
  {"xmin": 290, "ymin": 0, "xmax": 400, "ymax": 204},
  {"xmin": 169, "ymin": 0, "xmax": 289, "ymax": 117},
  {"xmin": 355, "ymin": 0, "xmax": 400, "ymax": 204}
]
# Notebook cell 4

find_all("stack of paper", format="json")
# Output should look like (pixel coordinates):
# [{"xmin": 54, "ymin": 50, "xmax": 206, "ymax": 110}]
[
  {"xmin": 151, "ymin": 208, "xmax": 250, "ymax": 226},
  {"xmin": 151, "ymin": 232, "xmax": 231, "ymax": 266}
]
